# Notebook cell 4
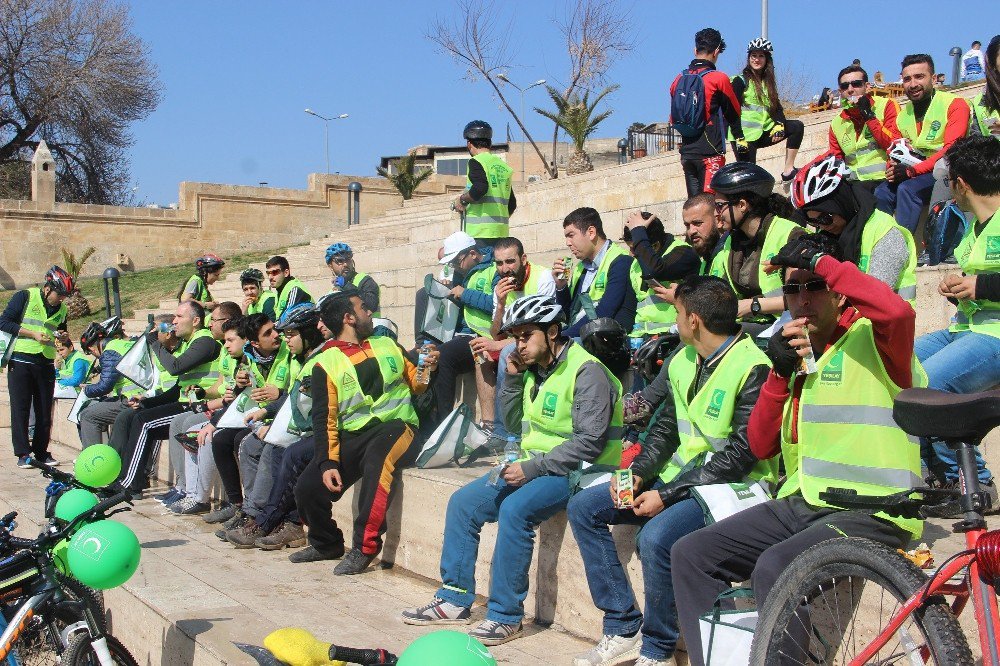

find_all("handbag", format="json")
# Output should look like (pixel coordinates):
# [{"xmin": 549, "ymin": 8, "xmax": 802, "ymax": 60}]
[
  {"xmin": 689, "ymin": 482, "xmax": 770, "ymax": 524},
  {"xmin": 699, "ymin": 587, "xmax": 757, "ymax": 666},
  {"xmin": 66, "ymin": 390, "xmax": 92, "ymax": 425},
  {"xmin": 416, "ymin": 403, "xmax": 488, "ymax": 468}
]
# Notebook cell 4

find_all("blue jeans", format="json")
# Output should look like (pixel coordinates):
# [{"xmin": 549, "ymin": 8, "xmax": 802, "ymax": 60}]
[
  {"xmin": 567, "ymin": 483, "xmax": 705, "ymax": 660},
  {"xmin": 915, "ymin": 328, "xmax": 1000, "ymax": 482},
  {"xmin": 436, "ymin": 473, "xmax": 571, "ymax": 624},
  {"xmin": 874, "ymin": 171, "xmax": 936, "ymax": 233},
  {"xmin": 491, "ymin": 343, "xmax": 517, "ymax": 440}
]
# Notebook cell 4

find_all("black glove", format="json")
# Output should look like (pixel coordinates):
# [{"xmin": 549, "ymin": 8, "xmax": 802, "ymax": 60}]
[
  {"xmin": 855, "ymin": 95, "xmax": 876, "ymax": 120},
  {"xmin": 888, "ymin": 162, "xmax": 911, "ymax": 183},
  {"xmin": 657, "ymin": 445, "xmax": 760, "ymax": 508},
  {"xmin": 767, "ymin": 328, "xmax": 801, "ymax": 379},
  {"xmin": 769, "ymin": 235, "xmax": 827, "ymax": 272}
]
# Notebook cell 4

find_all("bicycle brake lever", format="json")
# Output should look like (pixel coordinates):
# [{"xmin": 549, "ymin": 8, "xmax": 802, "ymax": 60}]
[{"xmin": 103, "ymin": 507, "xmax": 132, "ymax": 519}]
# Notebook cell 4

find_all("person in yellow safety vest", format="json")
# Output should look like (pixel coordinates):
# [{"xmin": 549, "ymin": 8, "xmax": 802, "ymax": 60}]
[
  {"xmin": 791, "ymin": 153, "xmax": 917, "ymax": 306},
  {"xmin": 179, "ymin": 254, "xmax": 225, "ymax": 315},
  {"xmin": 266, "ymin": 255, "xmax": 314, "ymax": 322},
  {"xmin": 672, "ymin": 234, "xmax": 926, "ymax": 665},
  {"xmin": 555, "ymin": 207, "xmax": 638, "ymax": 339},
  {"xmin": 729, "ymin": 38, "xmax": 805, "ymax": 186},
  {"xmin": 914, "ymin": 136, "xmax": 1000, "ymax": 498},
  {"xmin": 453, "ymin": 120, "xmax": 516, "ymax": 245},
  {"xmin": 828, "ymin": 65, "xmax": 903, "ymax": 191},
  {"xmin": 568, "ymin": 275, "xmax": 775, "ymax": 666},
  {"xmin": 402, "ymin": 295, "xmax": 623, "ymax": 647},
  {"xmin": 0, "ymin": 265, "xmax": 73, "ymax": 468},
  {"xmin": 874, "ymin": 54, "xmax": 971, "ymax": 235},
  {"xmin": 325, "ymin": 242, "xmax": 380, "ymax": 315},
  {"xmin": 55, "ymin": 335, "xmax": 94, "ymax": 390},
  {"xmin": 430, "ymin": 231, "xmax": 499, "ymax": 431},
  {"xmin": 622, "ymin": 210, "xmax": 701, "ymax": 338},
  {"xmin": 115, "ymin": 299, "xmax": 222, "ymax": 495},
  {"xmin": 240, "ymin": 268, "xmax": 277, "ymax": 320},
  {"xmin": 708, "ymin": 163, "xmax": 805, "ymax": 329},
  {"xmin": 970, "ymin": 36, "xmax": 1000, "ymax": 140},
  {"xmin": 292, "ymin": 288, "xmax": 436, "ymax": 575}
]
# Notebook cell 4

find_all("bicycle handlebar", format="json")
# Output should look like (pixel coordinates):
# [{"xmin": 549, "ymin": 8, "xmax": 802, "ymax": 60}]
[
  {"xmin": 26, "ymin": 457, "xmax": 111, "ymax": 496},
  {"xmin": 328, "ymin": 645, "xmax": 398, "ymax": 665}
]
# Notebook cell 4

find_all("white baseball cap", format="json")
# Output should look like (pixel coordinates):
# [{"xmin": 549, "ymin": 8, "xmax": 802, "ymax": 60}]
[{"xmin": 439, "ymin": 231, "xmax": 477, "ymax": 265}]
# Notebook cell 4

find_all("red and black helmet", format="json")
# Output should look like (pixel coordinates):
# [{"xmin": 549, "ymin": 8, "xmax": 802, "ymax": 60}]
[
  {"xmin": 195, "ymin": 254, "xmax": 225, "ymax": 273},
  {"xmin": 44, "ymin": 265, "xmax": 75, "ymax": 296}
]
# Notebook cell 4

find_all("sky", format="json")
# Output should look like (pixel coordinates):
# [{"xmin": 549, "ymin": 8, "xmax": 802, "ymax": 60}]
[{"xmin": 126, "ymin": 1, "xmax": 995, "ymax": 206}]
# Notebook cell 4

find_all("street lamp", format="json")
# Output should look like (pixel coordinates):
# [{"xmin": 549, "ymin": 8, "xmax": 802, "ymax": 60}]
[
  {"xmin": 304, "ymin": 108, "xmax": 349, "ymax": 174},
  {"xmin": 497, "ymin": 74, "xmax": 546, "ymax": 184}
]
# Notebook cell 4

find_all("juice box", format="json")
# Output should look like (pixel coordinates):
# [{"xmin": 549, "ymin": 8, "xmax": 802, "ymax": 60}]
[{"xmin": 614, "ymin": 469, "xmax": 634, "ymax": 509}]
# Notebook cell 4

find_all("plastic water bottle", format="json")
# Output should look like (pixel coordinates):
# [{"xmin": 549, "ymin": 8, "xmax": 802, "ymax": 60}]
[
  {"xmin": 630, "ymin": 324, "xmax": 644, "ymax": 353},
  {"xmin": 503, "ymin": 435, "xmax": 521, "ymax": 464},
  {"xmin": 416, "ymin": 342, "xmax": 433, "ymax": 385}
]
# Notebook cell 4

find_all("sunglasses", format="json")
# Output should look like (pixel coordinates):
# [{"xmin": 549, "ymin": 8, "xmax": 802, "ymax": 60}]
[
  {"xmin": 330, "ymin": 256, "xmax": 349, "ymax": 265},
  {"xmin": 265, "ymin": 268, "xmax": 283, "ymax": 276},
  {"xmin": 781, "ymin": 279, "xmax": 829, "ymax": 296},
  {"xmin": 839, "ymin": 79, "xmax": 866, "ymax": 90},
  {"xmin": 713, "ymin": 200, "xmax": 733, "ymax": 212},
  {"xmin": 807, "ymin": 212, "xmax": 836, "ymax": 227}
]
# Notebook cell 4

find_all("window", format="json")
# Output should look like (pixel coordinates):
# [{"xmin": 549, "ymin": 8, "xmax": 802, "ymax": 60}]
[{"xmin": 435, "ymin": 158, "xmax": 468, "ymax": 177}]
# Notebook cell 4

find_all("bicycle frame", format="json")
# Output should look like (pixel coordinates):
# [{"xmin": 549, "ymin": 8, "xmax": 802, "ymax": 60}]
[{"xmin": 849, "ymin": 442, "xmax": 1000, "ymax": 665}]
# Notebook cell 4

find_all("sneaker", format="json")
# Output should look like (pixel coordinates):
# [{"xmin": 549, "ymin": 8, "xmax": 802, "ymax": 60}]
[
  {"xmin": 289, "ymin": 544, "xmax": 345, "ymax": 563},
  {"xmin": 16, "ymin": 455, "xmax": 32, "ymax": 469},
  {"xmin": 623, "ymin": 393, "xmax": 653, "ymax": 425},
  {"xmin": 216, "ymin": 511, "xmax": 249, "ymax": 540},
  {"xmin": 401, "ymin": 598, "xmax": 472, "ymax": 626},
  {"xmin": 333, "ymin": 547, "xmax": 375, "ymax": 575},
  {"xmin": 40, "ymin": 455, "xmax": 60, "ymax": 467},
  {"xmin": 255, "ymin": 522, "xmax": 307, "ymax": 550},
  {"xmin": 942, "ymin": 254, "xmax": 958, "ymax": 265},
  {"xmin": 468, "ymin": 619, "xmax": 523, "ymax": 646},
  {"xmin": 202, "ymin": 503, "xmax": 237, "ymax": 524},
  {"xmin": 780, "ymin": 167, "xmax": 799, "ymax": 183},
  {"xmin": 635, "ymin": 657, "xmax": 676, "ymax": 666},
  {"xmin": 573, "ymin": 633, "xmax": 642, "ymax": 666},
  {"xmin": 917, "ymin": 251, "xmax": 930, "ymax": 267},
  {"xmin": 226, "ymin": 520, "xmax": 267, "ymax": 548},
  {"xmin": 162, "ymin": 490, "xmax": 186, "ymax": 506},
  {"xmin": 170, "ymin": 498, "xmax": 210, "ymax": 516},
  {"xmin": 152, "ymin": 488, "xmax": 179, "ymax": 502}
]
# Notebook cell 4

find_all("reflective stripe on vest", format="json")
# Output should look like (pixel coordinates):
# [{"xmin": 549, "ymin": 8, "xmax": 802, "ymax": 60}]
[
  {"xmin": 12, "ymin": 288, "xmax": 67, "ymax": 360},
  {"xmin": 461, "ymin": 263, "xmax": 497, "ymax": 337},
  {"xmin": 727, "ymin": 76, "xmax": 775, "ymax": 142},
  {"xmin": 952, "ymin": 209, "xmax": 1000, "ymax": 338},
  {"xmin": 569, "ymin": 242, "xmax": 630, "ymax": 324},
  {"xmin": 832, "ymin": 97, "xmax": 893, "ymax": 181},
  {"xmin": 658, "ymin": 337, "xmax": 778, "ymax": 485},
  {"xmin": 521, "ymin": 342, "xmax": 623, "ymax": 467},
  {"xmin": 857, "ymin": 209, "xmax": 917, "ymax": 306},
  {"xmin": 464, "ymin": 152, "xmax": 513, "ymax": 240},
  {"xmin": 778, "ymin": 318, "xmax": 925, "ymax": 538},
  {"xmin": 316, "ymin": 336, "xmax": 418, "ymax": 432},
  {"xmin": 897, "ymin": 90, "xmax": 958, "ymax": 156},
  {"xmin": 276, "ymin": 278, "xmax": 313, "ymax": 321},
  {"xmin": 709, "ymin": 216, "xmax": 802, "ymax": 301},
  {"xmin": 350, "ymin": 272, "xmax": 382, "ymax": 317},
  {"xmin": 629, "ymin": 237, "xmax": 689, "ymax": 335}
]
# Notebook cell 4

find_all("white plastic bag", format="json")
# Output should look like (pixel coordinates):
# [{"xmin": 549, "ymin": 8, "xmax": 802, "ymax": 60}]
[
  {"xmin": 690, "ymin": 482, "xmax": 771, "ymax": 524},
  {"xmin": 416, "ymin": 403, "xmax": 487, "ymax": 468},
  {"xmin": 116, "ymin": 336, "xmax": 156, "ymax": 390},
  {"xmin": 699, "ymin": 588, "xmax": 756, "ymax": 666}
]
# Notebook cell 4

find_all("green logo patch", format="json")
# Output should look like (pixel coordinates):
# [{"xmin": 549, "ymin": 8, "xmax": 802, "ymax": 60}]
[
  {"xmin": 341, "ymin": 373, "xmax": 358, "ymax": 392},
  {"xmin": 387, "ymin": 357, "xmax": 398, "ymax": 374},
  {"xmin": 595, "ymin": 273, "xmax": 606, "ymax": 290},
  {"xmin": 276, "ymin": 367, "xmax": 287, "ymax": 382},
  {"xmin": 541, "ymin": 391, "xmax": 559, "ymax": 418},
  {"xmin": 820, "ymin": 350, "xmax": 844, "ymax": 383},
  {"xmin": 858, "ymin": 254, "xmax": 870, "ymax": 273},
  {"xmin": 730, "ymin": 483, "xmax": 755, "ymax": 500},
  {"xmin": 986, "ymin": 236, "xmax": 1000, "ymax": 262},
  {"xmin": 705, "ymin": 389, "xmax": 725, "ymax": 419}
]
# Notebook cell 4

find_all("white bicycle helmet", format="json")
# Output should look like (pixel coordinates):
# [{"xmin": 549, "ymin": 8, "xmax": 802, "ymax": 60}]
[
  {"xmin": 791, "ymin": 152, "xmax": 850, "ymax": 208},
  {"xmin": 888, "ymin": 138, "xmax": 926, "ymax": 168},
  {"xmin": 500, "ymin": 295, "xmax": 566, "ymax": 333},
  {"xmin": 747, "ymin": 37, "xmax": 773, "ymax": 53}
]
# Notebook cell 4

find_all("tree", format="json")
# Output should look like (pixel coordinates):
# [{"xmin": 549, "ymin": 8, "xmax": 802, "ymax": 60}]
[
  {"xmin": 59, "ymin": 245, "xmax": 95, "ymax": 319},
  {"xmin": 535, "ymin": 84, "xmax": 618, "ymax": 175},
  {"xmin": 0, "ymin": 0, "xmax": 161, "ymax": 204},
  {"xmin": 376, "ymin": 153, "xmax": 433, "ymax": 200}
]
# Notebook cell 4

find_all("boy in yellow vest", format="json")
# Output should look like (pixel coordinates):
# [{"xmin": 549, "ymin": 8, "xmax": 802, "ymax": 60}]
[
  {"xmin": 402, "ymin": 295, "xmax": 623, "ymax": 647},
  {"xmin": 672, "ymin": 233, "xmax": 924, "ymax": 665},
  {"xmin": 568, "ymin": 276, "xmax": 772, "ymax": 666}
]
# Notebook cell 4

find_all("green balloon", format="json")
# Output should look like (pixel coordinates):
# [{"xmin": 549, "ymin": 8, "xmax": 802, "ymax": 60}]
[
  {"xmin": 75, "ymin": 445, "xmax": 122, "ymax": 487},
  {"xmin": 52, "ymin": 538, "xmax": 71, "ymax": 575},
  {"xmin": 398, "ymin": 631, "xmax": 495, "ymax": 666},
  {"xmin": 54, "ymin": 488, "xmax": 98, "ymax": 522},
  {"xmin": 67, "ymin": 520, "xmax": 140, "ymax": 590}
]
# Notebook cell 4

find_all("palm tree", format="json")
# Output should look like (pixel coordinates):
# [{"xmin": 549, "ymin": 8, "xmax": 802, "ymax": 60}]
[
  {"xmin": 60, "ymin": 246, "xmax": 96, "ymax": 319},
  {"xmin": 535, "ymin": 84, "xmax": 620, "ymax": 175},
  {"xmin": 376, "ymin": 152, "xmax": 434, "ymax": 200}
]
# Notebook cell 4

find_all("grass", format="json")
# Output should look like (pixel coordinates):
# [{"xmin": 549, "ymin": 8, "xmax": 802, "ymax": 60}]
[{"xmin": 0, "ymin": 247, "xmax": 284, "ymax": 338}]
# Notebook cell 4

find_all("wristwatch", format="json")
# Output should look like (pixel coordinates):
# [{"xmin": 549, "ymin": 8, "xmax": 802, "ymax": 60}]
[{"xmin": 750, "ymin": 296, "xmax": 762, "ymax": 316}]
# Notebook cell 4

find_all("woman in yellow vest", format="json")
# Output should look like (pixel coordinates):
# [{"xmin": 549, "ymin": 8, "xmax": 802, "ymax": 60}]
[
  {"xmin": 178, "ymin": 254, "xmax": 225, "ymax": 313},
  {"xmin": 791, "ymin": 153, "xmax": 917, "ymax": 305},
  {"xmin": 729, "ymin": 38, "xmax": 805, "ymax": 185},
  {"xmin": 970, "ymin": 36, "xmax": 1000, "ymax": 140},
  {"xmin": 672, "ymin": 234, "xmax": 925, "ymax": 664}
]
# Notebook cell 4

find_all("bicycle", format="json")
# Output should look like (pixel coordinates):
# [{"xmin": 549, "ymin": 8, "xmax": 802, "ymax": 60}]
[
  {"xmin": 750, "ymin": 386, "xmax": 1000, "ymax": 664},
  {"xmin": 0, "ymin": 461, "xmax": 139, "ymax": 666}
]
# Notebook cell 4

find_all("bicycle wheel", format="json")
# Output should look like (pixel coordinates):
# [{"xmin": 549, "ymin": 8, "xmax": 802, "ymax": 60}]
[
  {"xmin": 63, "ymin": 634, "xmax": 138, "ymax": 666},
  {"xmin": 750, "ymin": 537, "xmax": 972, "ymax": 665},
  {"xmin": 56, "ymin": 574, "xmax": 107, "ymax": 632}
]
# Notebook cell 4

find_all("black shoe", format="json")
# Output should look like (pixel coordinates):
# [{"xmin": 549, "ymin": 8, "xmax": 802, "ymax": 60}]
[
  {"xmin": 917, "ymin": 251, "xmax": 930, "ymax": 267},
  {"xmin": 333, "ymin": 547, "xmax": 375, "ymax": 575},
  {"xmin": 289, "ymin": 544, "xmax": 345, "ymax": 563},
  {"xmin": 203, "ymin": 503, "xmax": 237, "ymax": 524}
]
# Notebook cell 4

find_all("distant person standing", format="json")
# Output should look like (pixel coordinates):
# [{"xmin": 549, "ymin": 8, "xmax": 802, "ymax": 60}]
[
  {"xmin": 962, "ymin": 40, "xmax": 986, "ymax": 82},
  {"xmin": 454, "ymin": 120, "xmax": 516, "ymax": 245},
  {"xmin": 179, "ymin": 254, "xmax": 225, "ymax": 313},
  {"xmin": 670, "ymin": 28, "xmax": 745, "ymax": 198},
  {"xmin": 240, "ymin": 268, "xmax": 276, "ymax": 319}
]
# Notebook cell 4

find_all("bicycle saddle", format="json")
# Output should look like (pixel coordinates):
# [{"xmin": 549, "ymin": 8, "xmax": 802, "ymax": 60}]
[{"xmin": 893, "ymin": 387, "xmax": 1000, "ymax": 441}]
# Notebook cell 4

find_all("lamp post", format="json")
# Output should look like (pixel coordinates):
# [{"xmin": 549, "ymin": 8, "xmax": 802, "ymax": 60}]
[
  {"xmin": 304, "ymin": 109, "xmax": 349, "ymax": 174},
  {"xmin": 761, "ymin": 0, "xmax": 768, "ymax": 39},
  {"xmin": 497, "ymin": 74, "xmax": 546, "ymax": 184},
  {"xmin": 949, "ymin": 46, "xmax": 963, "ymax": 86}
]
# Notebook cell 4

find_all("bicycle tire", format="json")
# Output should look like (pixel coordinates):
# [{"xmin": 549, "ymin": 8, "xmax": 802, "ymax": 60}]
[
  {"xmin": 56, "ymin": 574, "xmax": 107, "ymax": 632},
  {"xmin": 63, "ymin": 633, "xmax": 139, "ymax": 666},
  {"xmin": 750, "ymin": 537, "xmax": 972, "ymax": 665}
]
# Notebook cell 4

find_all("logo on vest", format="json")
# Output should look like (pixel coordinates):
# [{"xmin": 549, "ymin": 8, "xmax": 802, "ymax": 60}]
[
  {"xmin": 986, "ymin": 236, "xmax": 1000, "ymax": 262},
  {"xmin": 276, "ymin": 366, "xmax": 287, "ymax": 382},
  {"xmin": 729, "ymin": 482, "xmax": 756, "ymax": 500},
  {"xmin": 595, "ymin": 274, "xmax": 606, "ymax": 290},
  {"xmin": 928, "ymin": 120, "xmax": 942, "ymax": 139},
  {"xmin": 476, "ymin": 277, "xmax": 487, "ymax": 290},
  {"xmin": 706, "ymin": 389, "xmax": 726, "ymax": 419},
  {"xmin": 820, "ymin": 350, "xmax": 845, "ymax": 383},
  {"xmin": 542, "ymin": 392, "xmax": 558, "ymax": 418},
  {"xmin": 341, "ymin": 373, "xmax": 358, "ymax": 392},
  {"xmin": 858, "ymin": 255, "xmax": 870, "ymax": 273},
  {"xmin": 387, "ymin": 357, "xmax": 398, "ymax": 374}
]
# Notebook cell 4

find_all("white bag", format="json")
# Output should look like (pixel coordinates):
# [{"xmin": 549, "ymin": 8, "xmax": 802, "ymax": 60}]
[
  {"xmin": 0, "ymin": 329, "xmax": 16, "ymax": 370},
  {"xmin": 419, "ymin": 274, "xmax": 460, "ymax": 344},
  {"xmin": 416, "ymin": 403, "xmax": 487, "ymax": 468},
  {"xmin": 689, "ymin": 482, "xmax": 770, "ymax": 524},
  {"xmin": 699, "ymin": 588, "xmax": 756, "ymax": 666},
  {"xmin": 66, "ymin": 390, "xmax": 92, "ymax": 425},
  {"xmin": 262, "ymin": 398, "xmax": 301, "ymax": 448},
  {"xmin": 116, "ymin": 335, "xmax": 156, "ymax": 390},
  {"xmin": 54, "ymin": 383, "xmax": 79, "ymax": 400},
  {"xmin": 215, "ymin": 390, "xmax": 259, "ymax": 429}
]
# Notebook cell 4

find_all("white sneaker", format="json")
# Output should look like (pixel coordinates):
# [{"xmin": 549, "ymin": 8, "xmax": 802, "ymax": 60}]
[
  {"xmin": 635, "ymin": 656, "xmax": 676, "ymax": 666},
  {"xmin": 573, "ymin": 633, "xmax": 641, "ymax": 666}
]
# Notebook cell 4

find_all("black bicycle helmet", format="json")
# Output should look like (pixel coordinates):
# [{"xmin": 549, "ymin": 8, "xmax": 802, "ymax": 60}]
[
  {"xmin": 80, "ymin": 322, "xmax": 107, "ymax": 351},
  {"xmin": 580, "ymin": 317, "xmax": 631, "ymax": 377},
  {"xmin": 100, "ymin": 316, "xmax": 124, "ymax": 339},
  {"xmin": 500, "ymin": 295, "xmax": 565, "ymax": 333},
  {"xmin": 634, "ymin": 334, "xmax": 682, "ymax": 383},
  {"xmin": 240, "ymin": 268, "xmax": 265, "ymax": 286},
  {"xmin": 275, "ymin": 302, "xmax": 321, "ymax": 333},
  {"xmin": 44, "ymin": 265, "xmax": 75, "ymax": 296},
  {"xmin": 195, "ymin": 254, "xmax": 225, "ymax": 273},
  {"xmin": 710, "ymin": 162, "xmax": 776, "ymax": 200},
  {"xmin": 463, "ymin": 120, "xmax": 493, "ymax": 142}
]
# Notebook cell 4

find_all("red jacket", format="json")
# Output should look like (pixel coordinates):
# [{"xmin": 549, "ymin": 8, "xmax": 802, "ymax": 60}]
[{"xmin": 828, "ymin": 96, "xmax": 901, "ymax": 158}]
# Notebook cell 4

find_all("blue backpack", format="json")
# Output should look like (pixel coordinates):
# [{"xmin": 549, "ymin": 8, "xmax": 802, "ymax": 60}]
[
  {"xmin": 924, "ymin": 199, "xmax": 969, "ymax": 266},
  {"xmin": 671, "ymin": 69, "xmax": 711, "ymax": 139}
]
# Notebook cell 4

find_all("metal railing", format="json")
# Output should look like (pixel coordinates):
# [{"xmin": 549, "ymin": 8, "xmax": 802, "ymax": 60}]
[{"xmin": 627, "ymin": 127, "xmax": 682, "ymax": 158}]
